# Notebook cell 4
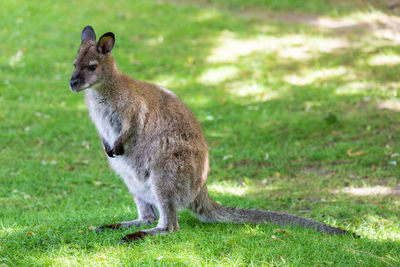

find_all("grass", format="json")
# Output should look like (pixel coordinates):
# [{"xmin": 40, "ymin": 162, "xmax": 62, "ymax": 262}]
[{"xmin": 1, "ymin": 0, "xmax": 400, "ymax": 265}]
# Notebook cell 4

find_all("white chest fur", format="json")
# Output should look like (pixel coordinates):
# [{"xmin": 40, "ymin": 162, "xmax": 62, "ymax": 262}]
[
  {"xmin": 84, "ymin": 89, "xmax": 156, "ymax": 204},
  {"xmin": 85, "ymin": 89, "xmax": 119, "ymax": 146},
  {"xmin": 108, "ymin": 157, "xmax": 156, "ymax": 204}
]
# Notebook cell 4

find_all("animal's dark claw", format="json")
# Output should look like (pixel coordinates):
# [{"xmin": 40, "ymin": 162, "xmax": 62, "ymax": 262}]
[
  {"xmin": 105, "ymin": 148, "xmax": 115, "ymax": 157},
  {"xmin": 102, "ymin": 139, "xmax": 115, "ymax": 158}
]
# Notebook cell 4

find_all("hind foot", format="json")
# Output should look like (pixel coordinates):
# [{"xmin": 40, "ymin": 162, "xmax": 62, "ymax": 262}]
[{"xmin": 96, "ymin": 218, "xmax": 154, "ymax": 232}]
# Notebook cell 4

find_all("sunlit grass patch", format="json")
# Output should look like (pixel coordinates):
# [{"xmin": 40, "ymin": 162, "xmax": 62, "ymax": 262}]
[{"xmin": 1, "ymin": 0, "xmax": 400, "ymax": 266}]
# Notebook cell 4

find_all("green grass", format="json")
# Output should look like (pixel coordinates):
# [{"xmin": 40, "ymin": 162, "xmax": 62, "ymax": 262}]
[{"xmin": 1, "ymin": 0, "xmax": 400, "ymax": 265}]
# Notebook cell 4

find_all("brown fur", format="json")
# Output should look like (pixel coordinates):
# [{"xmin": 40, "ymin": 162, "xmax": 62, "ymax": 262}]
[{"xmin": 70, "ymin": 26, "xmax": 355, "ymax": 243}]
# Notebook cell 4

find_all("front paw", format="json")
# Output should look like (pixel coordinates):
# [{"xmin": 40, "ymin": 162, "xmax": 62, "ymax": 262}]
[
  {"xmin": 105, "ymin": 147, "xmax": 115, "ymax": 158},
  {"xmin": 113, "ymin": 140, "xmax": 125, "ymax": 156},
  {"xmin": 102, "ymin": 141, "xmax": 115, "ymax": 158}
]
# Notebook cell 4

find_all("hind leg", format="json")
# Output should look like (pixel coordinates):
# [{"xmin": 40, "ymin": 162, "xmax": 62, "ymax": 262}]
[
  {"xmin": 120, "ymin": 175, "xmax": 180, "ymax": 242},
  {"xmin": 96, "ymin": 196, "xmax": 158, "ymax": 232}
]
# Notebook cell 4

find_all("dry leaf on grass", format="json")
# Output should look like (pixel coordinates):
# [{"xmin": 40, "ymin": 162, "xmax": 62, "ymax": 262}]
[{"xmin": 347, "ymin": 149, "xmax": 365, "ymax": 157}]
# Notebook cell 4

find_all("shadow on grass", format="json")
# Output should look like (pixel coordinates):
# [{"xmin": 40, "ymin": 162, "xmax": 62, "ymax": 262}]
[
  {"xmin": 1, "ymin": 0, "xmax": 400, "ymax": 265},
  {"xmin": 1, "ymin": 204, "xmax": 399, "ymax": 265}
]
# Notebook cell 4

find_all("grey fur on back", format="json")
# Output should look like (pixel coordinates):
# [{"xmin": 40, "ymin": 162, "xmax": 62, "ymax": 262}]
[{"xmin": 70, "ymin": 26, "xmax": 353, "ymax": 242}]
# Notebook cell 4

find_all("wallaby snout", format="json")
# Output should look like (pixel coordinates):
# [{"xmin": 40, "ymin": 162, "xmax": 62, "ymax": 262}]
[{"xmin": 69, "ymin": 76, "xmax": 81, "ymax": 92}]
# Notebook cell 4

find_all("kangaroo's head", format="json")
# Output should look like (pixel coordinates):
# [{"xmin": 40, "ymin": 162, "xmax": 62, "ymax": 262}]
[{"xmin": 70, "ymin": 26, "xmax": 116, "ymax": 92}]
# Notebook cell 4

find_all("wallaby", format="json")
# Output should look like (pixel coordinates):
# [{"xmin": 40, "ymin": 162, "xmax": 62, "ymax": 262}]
[{"xmin": 70, "ymin": 26, "xmax": 354, "ymax": 243}]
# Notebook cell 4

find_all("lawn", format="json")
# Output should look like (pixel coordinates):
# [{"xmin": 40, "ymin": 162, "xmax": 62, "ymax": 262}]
[{"xmin": 1, "ymin": 0, "xmax": 400, "ymax": 265}]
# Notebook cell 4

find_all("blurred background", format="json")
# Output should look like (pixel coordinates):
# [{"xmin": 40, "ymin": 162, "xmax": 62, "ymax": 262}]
[{"xmin": 1, "ymin": 0, "xmax": 399, "ymax": 265}]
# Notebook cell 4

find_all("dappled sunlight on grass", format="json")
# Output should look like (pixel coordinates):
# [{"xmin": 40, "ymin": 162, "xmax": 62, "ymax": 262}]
[
  {"xmin": 373, "ymin": 28, "xmax": 400, "ymax": 44},
  {"xmin": 206, "ymin": 31, "xmax": 349, "ymax": 63},
  {"xmin": 153, "ymin": 74, "xmax": 189, "ymax": 88},
  {"xmin": 228, "ymin": 82, "xmax": 278, "ymax": 100},
  {"xmin": 0, "ymin": 225, "xmax": 26, "ymax": 237},
  {"xmin": 196, "ymin": 7, "xmax": 400, "ymax": 106},
  {"xmin": 335, "ymin": 81, "xmax": 371, "ymax": 95},
  {"xmin": 35, "ymin": 231, "xmax": 208, "ymax": 265},
  {"xmin": 2, "ymin": 0, "xmax": 400, "ymax": 265},
  {"xmin": 358, "ymin": 215, "xmax": 400, "ymax": 241},
  {"xmin": 194, "ymin": 5, "xmax": 400, "ymax": 102},
  {"xmin": 197, "ymin": 65, "xmax": 239, "ymax": 85},
  {"xmin": 309, "ymin": 10, "xmax": 400, "ymax": 30},
  {"xmin": 209, "ymin": 182, "xmax": 249, "ymax": 197},
  {"xmin": 284, "ymin": 66, "xmax": 349, "ymax": 86},
  {"xmin": 335, "ymin": 185, "xmax": 400, "ymax": 196},
  {"xmin": 208, "ymin": 179, "xmax": 281, "ymax": 200},
  {"xmin": 193, "ymin": 8, "xmax": 220, "ymax": 22},
  {"xmin": 377, "ymin": 98, "xmax": 400, "ymax": 112},
  {"xmin": 368, "ymin": 53, "xmax": 400, "ymax": 66}
]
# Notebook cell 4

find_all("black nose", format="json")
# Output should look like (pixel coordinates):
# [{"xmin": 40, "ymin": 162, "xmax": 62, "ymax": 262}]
[{"xmin": 70, "ymin": 78, "xmax": 79, "ymax": 88}]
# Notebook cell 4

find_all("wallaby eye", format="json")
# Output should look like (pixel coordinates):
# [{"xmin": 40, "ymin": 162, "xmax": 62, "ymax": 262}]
[{"xmin": 88, "ymin": 65, "xmax": 97, "ymax": 71}]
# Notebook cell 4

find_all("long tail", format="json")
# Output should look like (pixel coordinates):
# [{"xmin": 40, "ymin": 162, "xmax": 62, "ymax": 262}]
[{"xmin": 189, "ymin": 186, "xmax": 353, "ymax": 236}]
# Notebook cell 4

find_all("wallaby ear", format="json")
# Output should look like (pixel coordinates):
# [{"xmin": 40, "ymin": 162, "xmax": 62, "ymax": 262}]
[
  {"xmin": 81, "ymin": 25, "xmax": 96, "ymax": 43},
  {"xmin": 97, "ymin": 32, "xmax": 115, "ymax": 54}
]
